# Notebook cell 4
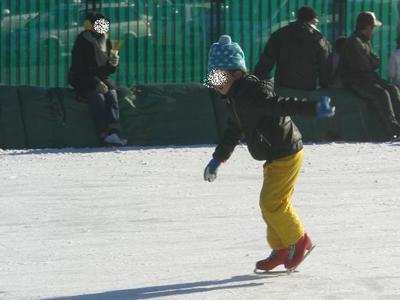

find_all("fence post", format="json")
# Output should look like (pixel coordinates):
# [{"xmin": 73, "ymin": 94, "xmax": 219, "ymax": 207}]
[
  {"xmin": 210, "ymin": 0, "xmax": 225, "ymax": 41},
  {"xmin": 333, "ymin": 0, "xmax": 347, "ymax": 40},
  {"xmin": 89, "ymin": 0, "xmax": 98, "ymax": 11}
]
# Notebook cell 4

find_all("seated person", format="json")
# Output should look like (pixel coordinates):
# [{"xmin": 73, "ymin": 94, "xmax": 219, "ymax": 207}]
[
  {"xmin": 339, "ymin": 11, "xmax": 400, "ymax": 141},
  {"xmin": 68, "ymin": 12, "xmax": 127, "ymax": 146}
]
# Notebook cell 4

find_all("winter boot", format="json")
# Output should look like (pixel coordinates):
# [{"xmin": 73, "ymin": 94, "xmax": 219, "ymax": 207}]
[
  {"xmin": 285, "ymin": 233, "xmax": 313, "ymax": 270},
  {"xmin": 255, "ymin": 248, "xmax": 288, "ymax": 271},
  {"xmin": 103, "ymin": 133, "xmax": 128, "ymax": 146}
]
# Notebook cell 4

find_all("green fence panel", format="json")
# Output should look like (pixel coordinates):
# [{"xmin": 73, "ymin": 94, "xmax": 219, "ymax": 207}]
[
  {"xmin": 0, "ymin": 1, "xmax": 88, "ymax": 88},
  {"xmin": 95, "ymin": 0, "xmax": 212, "ymax": 85},
  {"xmin": 0, "ymin": 0, "xmax": 399, "ymax": 87},
  {"xmin": 119, "ymin": 83, "xmax": 219, "ymax": 145},
  {"xmin": 0, "ymin": 85, "xmax": 25, "ymax": 149}
]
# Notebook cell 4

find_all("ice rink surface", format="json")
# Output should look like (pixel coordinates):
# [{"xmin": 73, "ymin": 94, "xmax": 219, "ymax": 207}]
[{"xmin": 1, "ymin": 143, "xmax": 400, "ymax": 300}]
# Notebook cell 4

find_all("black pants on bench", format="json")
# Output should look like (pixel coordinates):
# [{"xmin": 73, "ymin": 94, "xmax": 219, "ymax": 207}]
[
  {"xmin": 84, "ymin": 89, "xmax": 121, "ymax": 138},
  {"xmin": 349, "ymin": 79, "xmax": 400, "ymax": 138}
]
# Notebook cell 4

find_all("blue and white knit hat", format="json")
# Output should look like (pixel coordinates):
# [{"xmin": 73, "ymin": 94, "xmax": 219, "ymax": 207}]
[{"xmin": 208, "ymin": 35, "xmax": 246, "ymax": 72}]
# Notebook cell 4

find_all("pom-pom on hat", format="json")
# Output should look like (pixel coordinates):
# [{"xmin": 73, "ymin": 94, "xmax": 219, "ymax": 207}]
[{"xmin": 208, "ymin": 35, "xmax": 246, "ymax": 72}]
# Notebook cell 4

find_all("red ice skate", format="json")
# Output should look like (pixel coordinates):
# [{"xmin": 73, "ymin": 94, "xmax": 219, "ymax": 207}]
[
  {"xmin": 285, "ymin": 233, "xmax": 314, "ymax": 271},
  {"xmin": 254, "ymin": 248, "xmax": 288, "ymax": 272}
]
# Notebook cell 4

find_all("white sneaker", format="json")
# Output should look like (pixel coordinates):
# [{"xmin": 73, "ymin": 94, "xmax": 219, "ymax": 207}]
[{"xmin": 103, "ymin": 133, "xmax": 127, "ymax": 146}]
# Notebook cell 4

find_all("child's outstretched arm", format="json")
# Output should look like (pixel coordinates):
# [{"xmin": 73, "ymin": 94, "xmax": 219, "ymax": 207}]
[{"xmin": 233, "ymin": 78, "xmax": 335, "ymax": 119}]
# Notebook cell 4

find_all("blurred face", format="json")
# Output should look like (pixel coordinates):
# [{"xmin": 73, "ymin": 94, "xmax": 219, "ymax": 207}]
[
  {"xmin": 360, "ymin": 25, "xmax": 375, "ymax": 39},
  {"xmin": 309, "ymin": 17, "xmax": 319, "ymax": 26},
  {"xmin": 93, "ymin": 18, "xmax": 110, "ymax": 34},
  {"xmin": 208, "ymin": 70, "xmax": 242, "ymax": 95},
  {"xmin": 365, "ymin": 25, "xmax": 375, "ymax": 38}
]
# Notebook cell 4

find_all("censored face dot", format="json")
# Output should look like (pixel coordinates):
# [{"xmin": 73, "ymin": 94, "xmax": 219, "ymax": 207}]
[
  {"xmin": 93, "ymin": 18, "xmax": 110, "ymax": 34},
  {"xmin": 207, "ymin": 69, "xmax": 228, "ymax": 87}
]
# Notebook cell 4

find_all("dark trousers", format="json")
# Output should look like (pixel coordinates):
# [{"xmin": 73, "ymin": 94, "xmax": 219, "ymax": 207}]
[
  {"xmin": 350, "ymin": 80, "xmax": 400, "ymax": 137},
  {"xmin": 85, "ymin": 89, "xmax": 120, "ymax": 137}
]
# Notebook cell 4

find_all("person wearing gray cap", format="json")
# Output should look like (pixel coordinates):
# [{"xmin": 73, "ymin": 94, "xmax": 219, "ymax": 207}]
[
  {"xmin": 254, "ymin": 6, "xmax": 330, "ymax": 91},
  {"xmin": 339, "ymin": 11, "xmax": 400, "ymax": 141}
]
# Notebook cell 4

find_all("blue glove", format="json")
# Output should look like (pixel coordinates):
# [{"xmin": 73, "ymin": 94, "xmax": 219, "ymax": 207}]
[
  {"xmin": 316, "ymin": 96, "xmax": 335, "ymax": 118},
  {"xmin": 203, "ymin": 158, "xmax": 221, "ymax": 182}
]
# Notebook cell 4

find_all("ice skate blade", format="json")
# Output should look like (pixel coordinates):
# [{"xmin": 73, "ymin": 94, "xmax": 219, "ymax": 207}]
[
  {"xmin": 286, "ymin": 244, "xmax": 316, "ymax": 273},
  {"xmin": 254, "ymin": 268, "xmax": 297, "ymax": 275},
  {"xmin": 103, "ymin": 142, "xmax": 126, "ymax": 147}
]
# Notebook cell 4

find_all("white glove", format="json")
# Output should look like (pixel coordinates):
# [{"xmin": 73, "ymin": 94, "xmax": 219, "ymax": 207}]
[{"xmin": 96, "ymin": 81, "xmax": 109, "ymax": 94}]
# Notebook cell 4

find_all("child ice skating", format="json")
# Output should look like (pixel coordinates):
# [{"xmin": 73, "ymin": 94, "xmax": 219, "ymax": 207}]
[{"xmin": 203, "ymin": 35, "xmax": 335, "ymax": 272}]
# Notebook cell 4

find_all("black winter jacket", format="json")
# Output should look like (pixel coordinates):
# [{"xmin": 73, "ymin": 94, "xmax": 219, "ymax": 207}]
[
  {"xmin": 68, "ymin": 31, "xmax": 117, "ymax": 95},
  {"xmin": 254, "ymin": 21, "xmax": 330, "ymax": 91},
  {"xmin": 339, "ymin": 31, "xmax": 381, "ymax": 86},
  {"xmin": 213, "ymin": 75, "xmax": 317, "ymax": 163}
]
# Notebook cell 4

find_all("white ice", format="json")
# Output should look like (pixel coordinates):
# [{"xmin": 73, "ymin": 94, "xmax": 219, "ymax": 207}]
[{"xmin": 1, "ymin": 143, "xmax": 400, "ymax": 300}]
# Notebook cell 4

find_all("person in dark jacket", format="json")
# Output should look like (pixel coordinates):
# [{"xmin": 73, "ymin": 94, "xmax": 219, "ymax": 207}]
[
  {"xmin": 254, "ymin": 6, "xmax": 330, "ymax": 91},
  {"xmin": 339, "ymin": 11, "xmax": 400, "ymax": 141},
  {"xmin": 203, "ymin": 35, "xmax": 335, "ymax": 272},
  {"xmin": 68, "ymin": 12, "xmax": 127, "ymax": 146}
]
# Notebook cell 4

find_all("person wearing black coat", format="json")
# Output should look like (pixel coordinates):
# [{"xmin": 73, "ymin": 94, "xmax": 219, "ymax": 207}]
[
  {"xmin": 339, "ymin": 11, "xmax": 400, "ymax": 141},
  {"xmin": 254, "ymin": 6, "xmax": 330, "ymax": 91},
  {"xmin": 68, "ymin": 12, "xmax": 127, "ymax": 146},
  {"xmin": 203, "ymin": 35, "xmax": 335, "ymax": 272}
]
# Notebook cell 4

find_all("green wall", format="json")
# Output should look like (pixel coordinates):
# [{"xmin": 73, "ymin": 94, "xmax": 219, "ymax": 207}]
[{"xmin": 0, "ymin": 84, "xmax": 387, "ymax": 149}]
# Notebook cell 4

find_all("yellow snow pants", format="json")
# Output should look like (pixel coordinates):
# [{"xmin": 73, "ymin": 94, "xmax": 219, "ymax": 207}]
[{"xmin": 259, "ymin": 149, "xmax": 305, "ymax": 250}]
